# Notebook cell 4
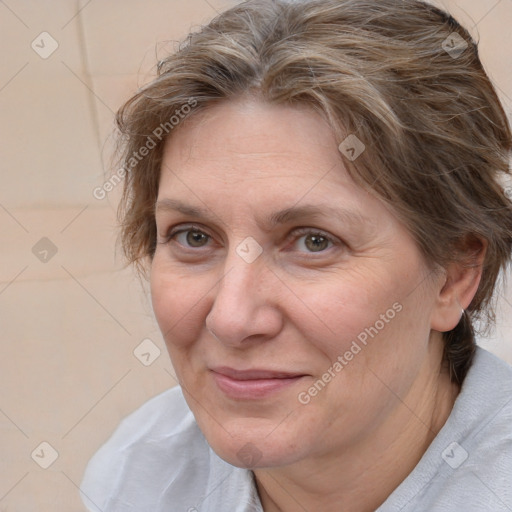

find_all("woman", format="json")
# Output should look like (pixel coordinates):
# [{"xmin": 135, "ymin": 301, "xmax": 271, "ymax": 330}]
[{"xmin": 81, "ymin": 0, "xmax": 512, "ymax": 510}]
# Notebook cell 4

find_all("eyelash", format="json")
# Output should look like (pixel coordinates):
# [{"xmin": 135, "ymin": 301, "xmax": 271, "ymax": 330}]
[{"xmin": 162, "ymin": 224, "xmax": 341, "ymax": 255}]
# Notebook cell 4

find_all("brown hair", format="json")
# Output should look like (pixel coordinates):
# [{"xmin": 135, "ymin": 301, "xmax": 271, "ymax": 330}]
[{"xmin": 115, "ymin": 0, "xmax": 512, "ymax": 384}]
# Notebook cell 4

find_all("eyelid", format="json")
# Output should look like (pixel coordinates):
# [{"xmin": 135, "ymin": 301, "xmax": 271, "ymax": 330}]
[
  {"xmin": 290, "ymin": 226, "xmax": 338, "ymax": 242},
  {"xmin": 167, "ymin": 223, "xmax": 210, "ymax": 237}
]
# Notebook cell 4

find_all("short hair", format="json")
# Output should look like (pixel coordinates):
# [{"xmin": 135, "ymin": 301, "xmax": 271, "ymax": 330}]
[{"xmin": 115, "ymin": 0, "xmax": 512, "ymax": 384}]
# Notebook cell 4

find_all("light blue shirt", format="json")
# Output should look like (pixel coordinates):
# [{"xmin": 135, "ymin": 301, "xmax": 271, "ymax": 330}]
[{"xmin": 81, "ymin": 347, "xmax": 512, "ymax": 511}]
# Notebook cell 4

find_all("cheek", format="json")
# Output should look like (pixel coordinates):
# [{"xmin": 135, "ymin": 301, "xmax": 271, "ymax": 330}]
[
  {"xmin": 295, "ymin": 281, "xmax": 422, "ymax": 424},
  {"xmin": 298, "ymin": 266, "xmax": 429, "ymax": 384},
  {"xmin": 150, "ymin": 258, "xmax": 209, "ymax": 349},
  {"xmin": 291, "ymin": 274, "xmax": 394, "ymax": 357}
]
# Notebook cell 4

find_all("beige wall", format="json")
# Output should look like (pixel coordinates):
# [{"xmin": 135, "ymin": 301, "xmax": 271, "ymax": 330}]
[{"xmin": 0, "ymin": 0, "xmax": 511, "ymax": 509}]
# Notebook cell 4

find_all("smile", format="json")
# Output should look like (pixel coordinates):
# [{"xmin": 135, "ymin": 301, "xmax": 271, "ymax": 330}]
[{"xmin": 210, "ymin": 367, "xmax": 307, "ymax": 400}]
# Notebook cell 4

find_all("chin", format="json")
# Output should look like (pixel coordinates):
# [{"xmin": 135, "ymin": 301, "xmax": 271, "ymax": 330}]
[
  {"xmin": 213, "ymin": 437, "xmax": 303, "ymax": 470},
  {"xmin": 196, "ymin": 415, "xmax": 309, "ymax": 469}
]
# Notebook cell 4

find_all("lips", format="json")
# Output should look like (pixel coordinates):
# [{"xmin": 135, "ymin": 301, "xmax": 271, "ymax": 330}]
[
  {"xmin": 210, "ymin": 366, "xmax": 307, "ymax": 400},
  {"xmin": 211, "ymin": 367, "xmax": 305, "ymax": 380}
]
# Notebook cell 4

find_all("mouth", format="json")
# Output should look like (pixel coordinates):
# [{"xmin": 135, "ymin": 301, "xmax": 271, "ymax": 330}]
[{"xmin": 210, "ymin": 367, "xmax": 308, "ymax": 400}]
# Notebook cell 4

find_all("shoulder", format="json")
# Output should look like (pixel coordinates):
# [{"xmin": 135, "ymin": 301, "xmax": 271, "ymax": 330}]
[
  {"xmin": 380, "ymin": 347, "xmax": 512, "ymax": 512},
  {"xmin": 83, "ymin": 385, "xmax": 200, "ymax": 456},
  {"xmin": 461, "ymin": 347, "xmax": 512, "ymax": 432},
  {"xmin": 456, "ymin": 348, "xmax": 512, "ymax": 489},
  {"xmin": 80, "ymin": 386, "xmax": 263, "ymax": 512},
  {"xmin": 80, "ymin": 386, "xmax": 207, "ymax": 511}
]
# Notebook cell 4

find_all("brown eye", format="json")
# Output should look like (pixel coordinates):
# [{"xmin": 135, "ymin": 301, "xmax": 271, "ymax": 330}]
[
  {"xmin": 165, "ymin": 226, "xmax": 213, "ymax": 249},
  {"xmin": 289, "ymin": 228, "xmax": 338, "ymax": 255},
  {"xmin": 303, "ymin": 234, "xmax": 330, "ymax": 252},
  {"xmin": 184, "ymin": 230, "xmax": 210, "ymax": 247}
]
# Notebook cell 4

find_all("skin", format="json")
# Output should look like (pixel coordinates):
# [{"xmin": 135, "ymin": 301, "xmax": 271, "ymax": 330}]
[{"xmin": 150, "ymin": 97, "xmax": 484, "ymax": 512}]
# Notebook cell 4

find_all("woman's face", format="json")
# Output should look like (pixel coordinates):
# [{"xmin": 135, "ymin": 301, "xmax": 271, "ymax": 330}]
[{"xmin": 151, "ymin": 98, "xmax": 443, "ymax": 468}]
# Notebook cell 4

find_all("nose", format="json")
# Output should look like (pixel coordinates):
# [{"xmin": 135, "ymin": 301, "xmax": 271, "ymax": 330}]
[{"xmin": 205, "ymin": 249, "xmax": 283, "ymax": 347}]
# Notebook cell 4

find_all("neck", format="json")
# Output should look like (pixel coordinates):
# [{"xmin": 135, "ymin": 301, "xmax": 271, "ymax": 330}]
[{"xmin": 254, "ymin": 339, "xmax": 461, "ymax": 512}]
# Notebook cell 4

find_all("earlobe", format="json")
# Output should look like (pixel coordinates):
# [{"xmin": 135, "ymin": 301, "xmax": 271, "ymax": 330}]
[{"xmin": 430, "ymin": 237, "xmax": 487, "ymax": 333}]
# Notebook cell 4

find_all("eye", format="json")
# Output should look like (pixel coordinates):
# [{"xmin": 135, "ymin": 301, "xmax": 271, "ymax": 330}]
[
  {"xmin": 166, "ymin": 226, "xmax": 212, "ymax": 249},
  {"xmin": 162, "ymin": 224, "xmax": 342, "ymax": 256},
  {"xmin": 291, "ymin": 228, "xmax": 337, "ymax": 253}
]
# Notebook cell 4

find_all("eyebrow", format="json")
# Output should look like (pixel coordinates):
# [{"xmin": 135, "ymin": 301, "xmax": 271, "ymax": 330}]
[{"xmin": 155, "ymin": 198, "xmax": 370, "ymax": 231}]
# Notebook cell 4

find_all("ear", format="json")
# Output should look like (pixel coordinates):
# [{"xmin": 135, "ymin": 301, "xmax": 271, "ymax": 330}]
[{"xmin": 430, "ymin": 236, "xmax": 487, "ymax": 333}]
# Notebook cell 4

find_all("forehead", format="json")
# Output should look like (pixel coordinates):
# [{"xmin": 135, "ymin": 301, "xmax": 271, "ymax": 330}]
[
  {"xmin": 159, "ymin": 98, "xmax": 357, "ymax": 193},
  {"xmin": 156, "ymin": 98, "xmax": 413, "ymax": 250}
]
